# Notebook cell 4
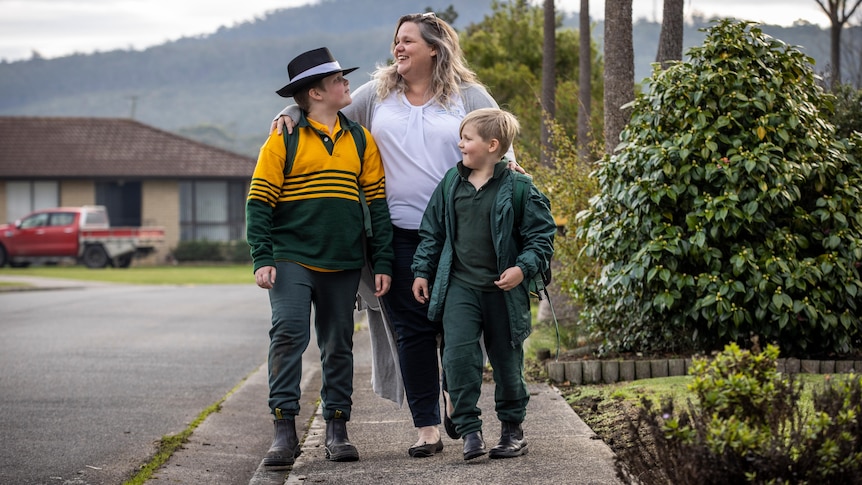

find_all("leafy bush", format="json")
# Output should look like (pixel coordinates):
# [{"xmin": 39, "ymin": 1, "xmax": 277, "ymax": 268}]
[
  {"xmin": 224, "ymin": 240, "xmax": 253, "ymax": 263},
  {"xmin": 576, "ymin": 20, "xmax": 862, "ymax": 357},
  {"xmin": 173, "ymin": 240, "xmax": 225, "ymax": 262},
  {"xmin": 831, "ymin": 84, "xmax": 862, "ymax": 140},
  {"xmin": 617, "ymin": 343, "xmax": 862, "ymax": 484},
  {"xmin": 520, "ymin": 118, "xmax": 601, "ymax": 350}
]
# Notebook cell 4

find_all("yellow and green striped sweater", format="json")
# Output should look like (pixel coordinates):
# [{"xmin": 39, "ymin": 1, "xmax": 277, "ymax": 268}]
[{"xmin": 246, "ymin": 112, "xmax": 393, "ymax": 276}]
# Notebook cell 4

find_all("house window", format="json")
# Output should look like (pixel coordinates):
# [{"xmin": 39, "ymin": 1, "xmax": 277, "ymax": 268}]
[
  {"xmin": 5, "ymin": 181, "xmax": 59, "ymax": 222},
  {"xmin": 95, "ymin": 181, "xmax": 141, "ymax": 226},
  {"xmin": 179, "ymin": 180, "xmax": 247, "ymax": 242}
]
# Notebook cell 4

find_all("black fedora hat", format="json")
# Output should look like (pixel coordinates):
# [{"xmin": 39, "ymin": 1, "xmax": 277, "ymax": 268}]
[{"xmin": 276, "ymin": 47, "xmax": 358, "ymax": 98}]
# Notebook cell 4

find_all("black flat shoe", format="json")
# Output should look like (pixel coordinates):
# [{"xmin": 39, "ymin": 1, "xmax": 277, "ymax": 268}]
[
  {"xmin": 462, "ymin": 431, "xmax": 486, "ymax": 461},
  {"xmin": 408, "ymin": 439, "xmax": 443, "ymax": 458}
]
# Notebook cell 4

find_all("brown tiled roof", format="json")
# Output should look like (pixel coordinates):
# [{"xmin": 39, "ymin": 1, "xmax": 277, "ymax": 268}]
[{"xmin": 0, "ymin": 116, "xmax": 256, "ymax": 179}]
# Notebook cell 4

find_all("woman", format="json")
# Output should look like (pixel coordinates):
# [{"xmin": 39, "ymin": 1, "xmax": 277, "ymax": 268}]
[{"xmin": 274, "ymin": 12, "xmax": 517, "ymax": 457}]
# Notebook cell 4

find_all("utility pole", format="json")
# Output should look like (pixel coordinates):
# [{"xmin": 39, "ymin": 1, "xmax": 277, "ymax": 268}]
[{"xmin": 127, "ymin": 95, "xmax": 138, "ymax": 119}]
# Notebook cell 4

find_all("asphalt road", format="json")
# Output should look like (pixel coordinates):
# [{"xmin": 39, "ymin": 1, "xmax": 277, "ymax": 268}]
[{"xmin": 0, "ymin": 281, "xmax": 273, "ymax": 485}]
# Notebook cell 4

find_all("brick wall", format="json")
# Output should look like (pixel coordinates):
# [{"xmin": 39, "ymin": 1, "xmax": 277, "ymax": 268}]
[
  {"xmin": 141, "ymin": 180, "xmax": 179, "ymax": 265},
  {"xmin": 59, "ymin": 180, "xmax": 95, "ymax": 206}
]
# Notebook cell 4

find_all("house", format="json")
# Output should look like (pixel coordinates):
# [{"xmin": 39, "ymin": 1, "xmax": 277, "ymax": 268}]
[{"xmin": 0, "ymin": 116, "xmax": 257, "ymax": 263}]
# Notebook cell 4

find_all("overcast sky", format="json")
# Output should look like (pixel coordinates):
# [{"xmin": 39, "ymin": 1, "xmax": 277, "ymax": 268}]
[{"xmin": 0, "ymin": 0, "xmax": 837, "ymax": 62}]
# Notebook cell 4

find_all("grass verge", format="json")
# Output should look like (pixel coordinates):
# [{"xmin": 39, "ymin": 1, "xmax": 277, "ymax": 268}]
[
  {"xmin": 121, "ymin": 370, "xmax": 254, "ymax": 485},
  {"xmin": 0, "ymin": 265, "xmax": 253, "ymax": 285}
]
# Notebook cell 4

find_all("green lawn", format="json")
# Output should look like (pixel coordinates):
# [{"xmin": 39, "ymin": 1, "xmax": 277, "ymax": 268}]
[{"xmin": 0, "ymin": 265, "xmax": 254, "ymax": 285}]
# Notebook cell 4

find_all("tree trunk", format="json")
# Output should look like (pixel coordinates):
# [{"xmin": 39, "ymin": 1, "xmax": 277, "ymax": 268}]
[
  {"xmin": 815, "ymin": 0, "xmax": 862, "ymax": 89},
  {"xmin": 577, "ymin": 0, "xmax": 592, "ymax": 162},
  {"xmin": 541, "ymin": 0, "xmax": 556, "ymax": 166},
  {"xmin": 656, "ymin": 0, "xmax": 684, "ymax": 69},
  {"xmin": 603, "ymin": 0, "xmax": 634, "ymax": 155}
]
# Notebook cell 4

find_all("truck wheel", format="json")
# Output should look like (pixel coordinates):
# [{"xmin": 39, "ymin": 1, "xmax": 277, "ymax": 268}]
[
  {"xmin": 113, "ymin": 254, "xmax": 133, "ymax": 268},
  {"xmin": 0, "ymin": 245, "xmax": 7, "ymax": 267},
  {"xmin": 83, "ymin": 245, "xmax": 109, "ymax": 269}
]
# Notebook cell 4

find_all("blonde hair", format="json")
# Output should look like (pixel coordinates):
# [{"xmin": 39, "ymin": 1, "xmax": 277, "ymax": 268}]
[
  {"xmin": 460, "ymin": 108, "xmax": 520, "ymax": 155},
  {"xmin": 373, "ymin": 12, "xmax": 480, "ymax": 109}
]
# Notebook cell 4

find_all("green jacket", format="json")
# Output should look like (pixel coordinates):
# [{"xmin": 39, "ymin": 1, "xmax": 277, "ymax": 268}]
[{"xmin": 411, "ymin": 161, "xmax": 556, "ymax": 347}]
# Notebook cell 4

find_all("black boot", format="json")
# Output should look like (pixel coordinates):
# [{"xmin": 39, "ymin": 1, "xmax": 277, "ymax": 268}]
[
  {"xmin": 489, "ymin": 421, "xmax": 528, "ymax": 459},
  {"xmin": 263, "ymin": 419, "xmax": 301, "ymax": 467},
  {"xmin": 325, "ymin": 418, "xmax": 359, "ymax": 462},
  {"xmin": 462, "ymin": 431, "xmax": 486, "ymax": 460}
]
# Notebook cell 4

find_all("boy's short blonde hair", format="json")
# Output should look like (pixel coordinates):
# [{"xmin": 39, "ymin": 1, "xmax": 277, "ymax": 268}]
[{"xmin": 459, "ymin": 108, "xmax": 520, "ymax": 155}]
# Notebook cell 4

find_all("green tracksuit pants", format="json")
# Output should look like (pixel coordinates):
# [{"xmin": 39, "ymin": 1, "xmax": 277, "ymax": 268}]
[
  {"xmin": 441, "ymin": 279, "xmax": 529, "ymax": 436},
  {"xmin": 267, "ymin": 261, "xmax": 360, "ymax": 421}
]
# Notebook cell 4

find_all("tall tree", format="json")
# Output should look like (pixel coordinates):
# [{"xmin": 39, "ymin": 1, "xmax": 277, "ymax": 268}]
[
  {"xmin": 577, "ymin": 0, "xmax": 592, "ymax": 162},
  {"xmin": 603, "ymin": 0, "xmax": 634, "ymax": 155},
  {"xmin": 541, "ymin": 0, "xmax": 556, "ymax": 166},
  {"xmin": 656, "ymin": 0, "xmax": 684, "ymax": 69},
  {"xmin": 815, "ymin": 0, "xmax": 862, "ymax": 89},
  {"xmin": 460, "ymin": 0, "xmax": 602, "ymax": 163}
]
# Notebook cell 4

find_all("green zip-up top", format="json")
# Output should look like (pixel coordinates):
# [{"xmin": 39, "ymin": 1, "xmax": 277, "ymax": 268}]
[{"xmin": 411, "ymin": 160, "xmax": 556, "ymax": 347}]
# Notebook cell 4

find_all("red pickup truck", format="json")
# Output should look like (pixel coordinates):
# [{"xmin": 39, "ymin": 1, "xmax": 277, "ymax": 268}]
[{"xmin": 0, "ymin": 206, "xmax": 165, "ymax": 268}]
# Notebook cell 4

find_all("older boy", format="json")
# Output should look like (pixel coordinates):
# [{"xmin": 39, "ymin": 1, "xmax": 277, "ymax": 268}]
[
  {"xmin": 247, "ymin": 47, "xmax": 393, "ymax": 466},
  {"xmin": 411, "ymin": 108, "xmax": 556, "ymax": 460}
]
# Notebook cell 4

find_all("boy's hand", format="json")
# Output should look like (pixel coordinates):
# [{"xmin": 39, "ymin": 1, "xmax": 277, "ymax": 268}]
[
  {"xmin": 255, "ymin": 266, "xmax": 276, "ymax": 289},
  {"xmin": 494, "ymin": 266, "xmax": 524, "ymax": 291},
  {"xmin": 412, "ymin": 277, "xmax": 430, "ymax": 304},
  {"xmin": 374, "ymin": 274, "xmax": 392, "ymax": 297},
  {"xmin": 272, "ymin": 115, "xmax": 296, "ymax": 135}
]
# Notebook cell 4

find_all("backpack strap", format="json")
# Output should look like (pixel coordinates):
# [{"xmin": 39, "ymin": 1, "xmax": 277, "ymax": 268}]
[
  {"xmin": 282, "ymin": 115, "xmax": 372, "ymax": 237},
  {"xmin": 511, "ymin": 172, "xmax": 532, "ymax": 227},
  {"xmin": 347, "ymin": 122, "xmax": 366, "ymax": 159},
  {"xmin": 442, "ymin": 168, "xmax": 530, "ymax": 227},
  {"xmin": 281, "ymin": 126, "xmax": 300, "ymax": 176},
  {"xmin": 282, "ymin": 113, "xmax": 366, "ymax": 174},
  {"xmin": 344, "ymin": 119, "xmax": 372, "ymax": 237}
]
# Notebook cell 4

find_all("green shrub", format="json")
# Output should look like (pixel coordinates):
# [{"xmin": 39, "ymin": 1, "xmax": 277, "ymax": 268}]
[
  {"xmin": 576, "ymin": 20, "xmax": 862, "ymax": 357},
  {"xmin": 173, "ymin": 240, "xmax": 223, "ymax": 262},
  {"xmin": 617, "ymin": 343, "xmax": 862, "ymax": 484},
  {"xmin": 224, "ymin": 240, "xmax": 253, "ymax": 263},
  {"xmin": 172, "ymin": 240, "xmax": 251, "ymax": 263},
  {"xmin": 520, "ymin": 118, "xmax": 601, "ymax": 352},
  {"xmin": 831, "ymin": 84, "xmax": 862, "ymax": 140}
]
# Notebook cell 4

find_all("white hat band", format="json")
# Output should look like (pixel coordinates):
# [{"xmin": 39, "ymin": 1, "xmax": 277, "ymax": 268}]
[{"xmin": 290, "ymin": 61, "xmax": 342, "ymax": 84}]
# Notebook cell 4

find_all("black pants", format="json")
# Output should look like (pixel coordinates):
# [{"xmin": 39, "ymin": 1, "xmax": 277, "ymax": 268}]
[{"xmin": 381, "ymin": 226, "xmax": 445, "ymax": 428}]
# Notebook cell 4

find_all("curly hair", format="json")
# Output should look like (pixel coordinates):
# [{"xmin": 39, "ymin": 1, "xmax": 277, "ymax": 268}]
[{"xmin": 373, "ymin": 12, "xmax": 481, "ymax": 109}]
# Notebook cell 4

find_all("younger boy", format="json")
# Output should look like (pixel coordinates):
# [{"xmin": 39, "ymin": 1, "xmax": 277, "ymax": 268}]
[
  {"xmin": 246, "ymin": 47, "xmax": 394, "ymax": 466},
  {"xmin": 411, "ymin": 108, "xmax": 556, "ymax": 460}
]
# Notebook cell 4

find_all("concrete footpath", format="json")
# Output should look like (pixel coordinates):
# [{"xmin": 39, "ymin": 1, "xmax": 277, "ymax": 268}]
[
  {"xmin": 0, "ymin": 276, "xmax": 621, "ymax": 484},
  {"xmin": 151, "ymin": 316, "xmax": 622, "ymax": 485}
]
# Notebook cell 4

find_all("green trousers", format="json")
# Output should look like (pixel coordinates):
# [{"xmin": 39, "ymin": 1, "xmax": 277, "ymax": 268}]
[
  {"xmin": 267, "ymin": 262, "xmax": 360, "ymax": 421},
  {"xmin": 442, "ymin": 279, "xmax": 529, "ymax": 436}
]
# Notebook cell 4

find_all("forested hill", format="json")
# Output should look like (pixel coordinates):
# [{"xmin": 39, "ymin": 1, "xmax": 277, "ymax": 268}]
[{"xmin": 0, "ymin": 0, "xmax": 841, "ymax": 157}]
